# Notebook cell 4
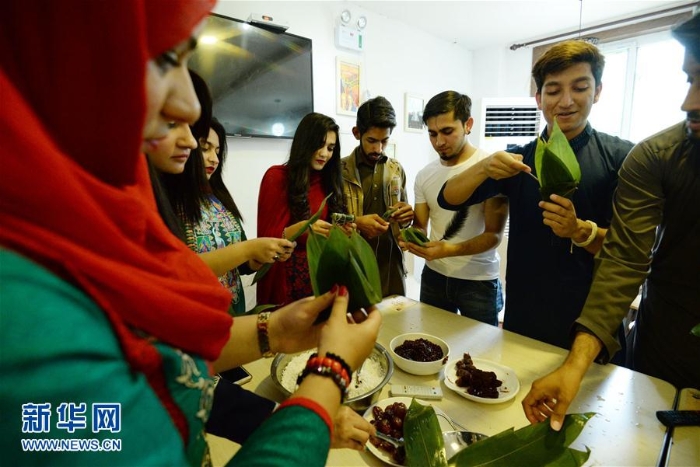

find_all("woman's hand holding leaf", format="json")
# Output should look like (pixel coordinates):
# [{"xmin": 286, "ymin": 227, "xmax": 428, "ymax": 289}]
[
  {"xmin": 248, "ymin": 237, "xmax": 296, "ymax": 264},
  {"xmin": 266, "ymin": 293, "xmax": 333, "ymax": 355},
  {"xmin": 252, "ymin": 194, "xmax": 331, "ymax": 284},
  {"xmin": 310, "ymin": 219, "xmax": 333, "ymax": 237},
  {"xmin": 336, "ymin": 222, "xmax": 356, "ymax": 237},
  {"xmin": 317, "ymin": 286, "xmax": 381, "ymax": 372}
]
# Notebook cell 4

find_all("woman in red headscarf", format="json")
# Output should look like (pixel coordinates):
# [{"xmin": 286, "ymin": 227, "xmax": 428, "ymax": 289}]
[{"xmin": 0, "ymin": 1, "xmax": 380, "ymax": 465}]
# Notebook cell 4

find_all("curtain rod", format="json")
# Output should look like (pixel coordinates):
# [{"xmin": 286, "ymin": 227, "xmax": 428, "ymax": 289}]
[{"xmin": 509, "ymin": 3, "xmax": 696, "ymax": 51}]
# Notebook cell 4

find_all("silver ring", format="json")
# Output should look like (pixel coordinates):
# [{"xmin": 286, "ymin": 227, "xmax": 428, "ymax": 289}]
[{"xmin": 273, "ymin": 254, "xmax": 280, "ymax": 261}]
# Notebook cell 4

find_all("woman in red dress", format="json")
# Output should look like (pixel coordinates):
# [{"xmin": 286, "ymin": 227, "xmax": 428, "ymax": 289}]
[{"xmin": 257, "ymin": 113, "xmax": 348, "ymax": 306}]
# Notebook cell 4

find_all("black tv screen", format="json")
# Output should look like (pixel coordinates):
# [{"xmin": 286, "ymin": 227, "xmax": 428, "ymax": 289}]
[{"xmin": 189, "ymin": 14, "xmax": 314, "ymax": 139}]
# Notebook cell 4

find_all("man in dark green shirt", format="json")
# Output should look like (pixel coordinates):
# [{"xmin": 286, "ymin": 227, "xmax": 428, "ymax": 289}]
[{"xmin": 523, "ymin": 12, "xmax": 700, "ymax": 431}]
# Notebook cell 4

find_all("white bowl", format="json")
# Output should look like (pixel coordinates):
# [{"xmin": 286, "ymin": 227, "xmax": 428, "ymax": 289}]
[{"xmin": 389, "ymin": 332, "xmax": 450, "ymax": 376}]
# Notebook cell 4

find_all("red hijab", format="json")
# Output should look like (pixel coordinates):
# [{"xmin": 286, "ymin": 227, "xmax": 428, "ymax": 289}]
[{"xmin": 0, "ymin": 0, "xmax": 229, "ymax": 376}]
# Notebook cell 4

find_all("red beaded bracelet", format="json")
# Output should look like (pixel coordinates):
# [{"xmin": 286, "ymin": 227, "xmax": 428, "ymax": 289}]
[{"xmin": 297, "ymin": 353, "xmax": 352, "ymax": 402}]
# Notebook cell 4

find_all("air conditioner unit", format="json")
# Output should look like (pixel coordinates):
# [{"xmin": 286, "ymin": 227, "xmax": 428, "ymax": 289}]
[{"xmin": 478, "ymin": 97, "xmax": 541, "ymax": 154}]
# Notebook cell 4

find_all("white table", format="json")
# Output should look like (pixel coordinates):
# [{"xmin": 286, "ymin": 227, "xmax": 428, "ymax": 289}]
[
  {"xmin": 664, "ymin": 387, "xmax": 700, "ymax": 466},
  {"xmin": 208, "ymin": 296, "xmax": 677, "ymax": 466}
]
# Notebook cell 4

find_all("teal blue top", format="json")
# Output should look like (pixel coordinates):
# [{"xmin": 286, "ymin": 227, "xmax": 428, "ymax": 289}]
[{"xmin": 0, "ymin": 249, "xmax": 331, "ymax": 466}]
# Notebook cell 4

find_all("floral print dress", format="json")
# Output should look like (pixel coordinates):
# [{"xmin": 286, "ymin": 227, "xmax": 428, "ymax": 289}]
[{"xmin": 185, "ymin": 195, "xmax": 247, "ymax": 315}]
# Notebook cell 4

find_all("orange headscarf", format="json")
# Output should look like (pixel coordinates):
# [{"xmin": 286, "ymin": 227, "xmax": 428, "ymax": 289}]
[{"xmin": 0, "ymin": 0, "xmax": 229, "ymax": 379}]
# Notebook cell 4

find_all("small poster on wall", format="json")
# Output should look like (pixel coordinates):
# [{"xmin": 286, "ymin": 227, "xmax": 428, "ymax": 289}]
[
  {"xmin": 336, "ymin": 57, "xmax": 361, "ymax": 116},
  {"xmin": 404, "ymin": 93, "xmax": 425, "ymax": 133}
]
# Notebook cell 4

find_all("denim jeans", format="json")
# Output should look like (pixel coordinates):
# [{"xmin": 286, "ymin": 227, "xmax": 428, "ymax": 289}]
[{"xmin": 420, "ymin": 266, "xmax": 502, "ymax": 326}]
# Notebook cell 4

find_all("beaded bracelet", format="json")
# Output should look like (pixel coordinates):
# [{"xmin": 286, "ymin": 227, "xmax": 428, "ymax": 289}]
[
  {"xmin": 325, "ymin": 352, "xmax": 352, "ymax": 378},
  {"xmin": 256, "ymin": 311, "xmax": 275, "ymax": 358},
  {"xmin": 296, "ymin": 353, "xmax": 351, "ymax": 402},
  {"xmin": 304, "ymin": 353, "xmax": 352, "ymax": 386}
]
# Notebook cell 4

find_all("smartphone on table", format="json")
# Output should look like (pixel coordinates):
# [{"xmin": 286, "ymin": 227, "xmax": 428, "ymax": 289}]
[{"xmin": 218, "ymin": 366, "xmax": 252, "ymax": 385}]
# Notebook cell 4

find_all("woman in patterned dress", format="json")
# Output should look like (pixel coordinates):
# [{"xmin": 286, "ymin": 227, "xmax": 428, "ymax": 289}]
[{"xmin": 148, "ymin": 115, "xmax": 294, "ymax": 315}]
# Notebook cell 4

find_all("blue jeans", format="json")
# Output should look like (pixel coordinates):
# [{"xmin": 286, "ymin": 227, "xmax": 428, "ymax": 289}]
[{"xmin": 420, "ymin": 266, "xmax": 502, "ymax": 326}]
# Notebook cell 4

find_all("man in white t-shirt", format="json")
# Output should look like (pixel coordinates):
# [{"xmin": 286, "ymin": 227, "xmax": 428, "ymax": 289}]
[{"xmin": 401, "ymin": 91, "xmax": 508, "ymax": 325}]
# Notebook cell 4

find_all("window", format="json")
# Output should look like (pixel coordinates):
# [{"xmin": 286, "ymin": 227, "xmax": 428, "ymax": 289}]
[{"xmin": 589, "ymin": 31, "xmax": 687, "ymax": 143}]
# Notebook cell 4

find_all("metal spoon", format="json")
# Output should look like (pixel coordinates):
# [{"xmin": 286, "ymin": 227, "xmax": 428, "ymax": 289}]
[
  {"xmin": 355, "ymin": 360, "xmax": 365, "ymax": 387},
  {"xmin": 436, "ymin": 412, "xmax": 469, "ymax": 431},
  {"xmin": 443, "ymin": 431, "xmax": 489, "ymax": 459},
  {"xmin": 373, "ymin": 431, "xmax": 404, "ymax": 447}
]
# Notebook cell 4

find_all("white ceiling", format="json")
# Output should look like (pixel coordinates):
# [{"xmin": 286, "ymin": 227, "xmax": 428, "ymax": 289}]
[{"xmin": 351, "ymin": 0, "xmax": 697, "ymax": 50}]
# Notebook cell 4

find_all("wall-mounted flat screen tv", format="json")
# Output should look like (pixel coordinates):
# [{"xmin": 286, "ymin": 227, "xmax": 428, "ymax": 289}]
[{"xmin": 189, "ymin": 14, "xmax": 314, "ymax": 139}]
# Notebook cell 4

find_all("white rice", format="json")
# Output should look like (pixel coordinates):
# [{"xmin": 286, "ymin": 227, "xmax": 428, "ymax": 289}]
[{"xmin": 280, "ymin": 350, "xmax": 385, "ymax": 399}]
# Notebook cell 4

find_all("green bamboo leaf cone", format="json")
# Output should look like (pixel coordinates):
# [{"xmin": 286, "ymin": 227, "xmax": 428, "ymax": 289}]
[
  {"xmin": 308, "ymin": 226, "xmax": 382, "ymax": 313},
  {"xmin": 401, "ymin": 227, "xmax": 430, "ymax": 246},
  {"xmin": 404, "ymin": 399, "xmax": 448, "ymax": 467},
  {"xmin": 534, "ymin": 118, "xmax": 582, "ymax": 201}
]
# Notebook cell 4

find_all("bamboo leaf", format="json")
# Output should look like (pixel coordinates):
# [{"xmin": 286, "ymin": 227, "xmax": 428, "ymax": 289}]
[
  {"xmin": 287, "ymin": 193, "xmax": 333, "ymax": 242},
  {"xmin": 312, "ymin": 227, "xmax": 352, "ymax": 297},
  {"xmin": 252, "ymin": 194, "xmax": 332, "ymax": 284},
  {"xmin": 348, "ymin": 229, "xmax": 382, "ymax": 301},
  {"xmin": 251, "ymin": 262, "xmax": 271, "ymax": 285},
  {"xmin": 549, "ymin": 119, "xmax": 581, "ymax": 183},
  {"xmin": 533, "ymin": 119, "xmax": 581, "ymax": 201},
  {"xmin": 347, "ymin": 255, "xmax": 380, "ymax": 310},
  {"xmin": 691, "ymin": 323, "xmax": 700, "ymax": 337},
  {"xmin": 547, "ymin": 446, "xmax": 592, "ymax": 467},
  {"xmin": 447, "ymin": 413, "xmax": 595, "ymax": 467},
  {"xmin": 306, "ymin": 230, "xmax": 327, "ymax": 296},
  {"xmin": 307, "ymin": 226, "xmax": 382, "ymax": 311},
  {"xmin": 405, "ymin": 399, "xmax": 448, "ymax": 467},
  {"xmin": 540, "ymin": 148, "xmax": 572, "ymax": 188},
  {"xmin": 534, "ymin": 136, "xmax": 546, "ymax": 185},
  {"xmin": 401, "ymin": 227, "xmax": 429, "ymax": 246},
  {"xmin": 305, "ymin": 223, "xmax": 382, "ymax": 314}
]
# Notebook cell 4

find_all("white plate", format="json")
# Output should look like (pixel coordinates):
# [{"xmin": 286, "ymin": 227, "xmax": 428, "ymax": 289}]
[
  {"xmin": 443, "ymin": 358, "xmax": 520, "ymax": 404},
  {"xmin": 362, "ymin": 396, "xmax": 453, "ymax": 466}
]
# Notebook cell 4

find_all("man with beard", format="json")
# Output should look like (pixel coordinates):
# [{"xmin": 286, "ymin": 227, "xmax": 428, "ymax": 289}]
[
  {"xmin": 523, "ymin": 12, "xmax": 700, "ymax": 431},
  {"xmin": 400, "ymin": 91, "xmax": 508, "ymax": 325},
  {"xmin": 439, "ymin": 41, "xmax": 634, "ymax": 350},
  {"xmin": 341, "ymin": 96, "xmax": 414, "ymax": 297}
]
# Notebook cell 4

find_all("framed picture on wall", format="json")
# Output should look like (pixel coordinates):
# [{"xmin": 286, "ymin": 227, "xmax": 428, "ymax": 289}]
[
  {"xmin": 336, "ymin": 57, "xmax": 361, "ymax": 116},
  {"xmin": 385, "ymin": 142, "xmax": 397, "ymax": 158},
  {"xmin": 404, "ymin": 93, "xmax": 424, "ymax": 133}
]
